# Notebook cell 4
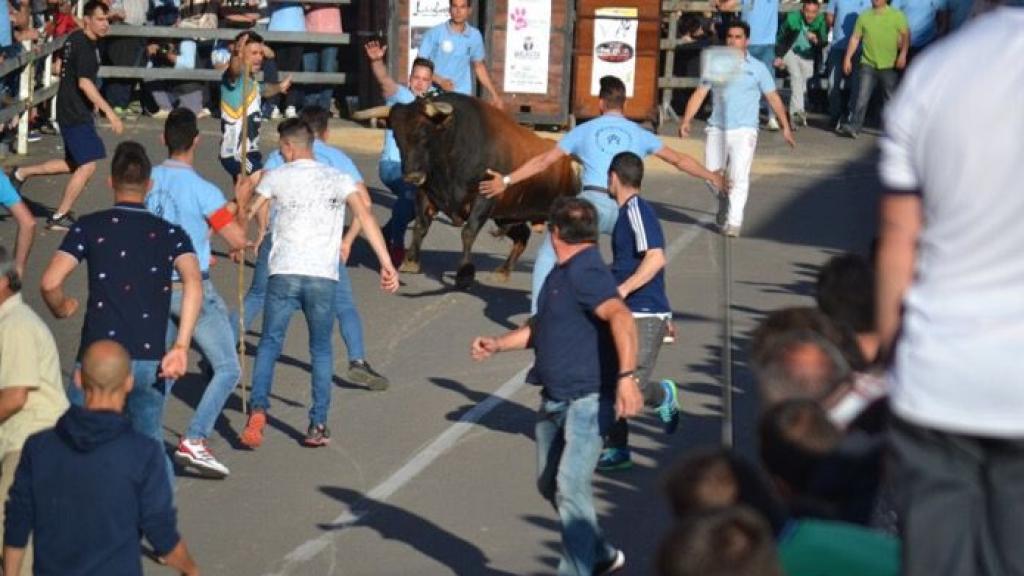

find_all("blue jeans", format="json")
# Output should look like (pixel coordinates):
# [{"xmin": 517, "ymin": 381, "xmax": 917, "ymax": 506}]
[
  {"xmin": 249, "ymin": 274, "xmax": 338, "ymax": 425},
  {"xmin": 302, "ymin": 46, "xmax": 338, "ymax": 111},
  {"xmin": 166, "ymin": 279, "xmax": 241, "ymax": 440},
  {"xmin": 67, "ymin": 359, "xmax": 173, "ymax": 482},
  {"xmin": 535, "ymin": 393, "xmax": 616, "ymax": 576},
  {"xmin": 234, "ymin": 234, "xmax": 366, "ymax": 362},
  {"xmin": 827, "ymin": 46, "xmax": 860, "ymax": 125},
  {"xmin": 531, "ymin": 190, "xmax": 618, "ymax": 315},
  {"xmin": 748, "ymin": 44, "xmax": 777, "ymax": 120},
  {"xmin": 380, "ymin": 160, "xmax": 417, "ymax": 247}
]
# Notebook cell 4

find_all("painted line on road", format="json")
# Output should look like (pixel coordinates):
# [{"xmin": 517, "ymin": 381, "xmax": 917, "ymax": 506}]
[{"xmin": 266, "ymin": 199, "xmax": 716, "ymax": 576}]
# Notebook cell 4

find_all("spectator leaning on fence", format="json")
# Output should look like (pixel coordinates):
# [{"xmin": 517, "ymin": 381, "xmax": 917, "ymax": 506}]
[
  {"xmin": 302, "ymin": 0, "xmax": 342, "ymax": 113},
  {"xmin": 416, "ymin": 0, "xmax": 502, "ymax": 109},
  {"xmin": 266, "ymin": 0, "xmax": 304, "ymax": 118},
  {"xmin": 146, "ymin": 37, "xmax": 208, "ymax": 118},
  {"xmin": 774, "ymin": 0, "xmax": 828, "ymax": 128},
  {"xmin": 103, "ymin": 0, "xmax": 148, "ymax": 118},
  {"xmin": 8, "ymin": 0, "xmax": 123, "ymax": 231},
  {"xmin": 837, "ymin": 0, "xmax": 908, "ymax": 138}
]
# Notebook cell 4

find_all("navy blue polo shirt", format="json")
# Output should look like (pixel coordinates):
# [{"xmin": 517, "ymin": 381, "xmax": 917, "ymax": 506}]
[
  {"xmin": 611, "ymin": 195, "xmax": 671, "ymax": 314},
  {"xmin": 531, "ymin": 246, "xmax": 620, "ymax": 400},
  {"xmin": 58, "ymin": 203, "xmax": 195, "ymax": 361}
]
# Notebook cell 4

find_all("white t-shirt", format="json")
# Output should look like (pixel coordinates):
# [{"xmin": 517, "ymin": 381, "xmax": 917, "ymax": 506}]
[
  {"xmin": 879, "ymin": 6, "xmax": 1024, "ymax": 437},
  {"xmin": 256, "ymin": 158, "xmax": 357, "ymax": 281}
]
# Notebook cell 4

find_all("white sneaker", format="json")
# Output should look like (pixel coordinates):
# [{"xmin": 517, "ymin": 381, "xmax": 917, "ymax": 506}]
[
  {"xmin": 766, "ymin": 117, "xmax": 780, "ymax": 131},
  {"xmin": 151, "ymin": 109, "xmax": 171, "ymax": 119},
  {"xmin": 173, "ymin": 438, "xmax": 230, "ymax": 478},
  {"xmin": 284, "ymin": 106, "xmax": 298, "ymax": 119},
  {"xmin": 197, "ymin": 108, "xmax": 212, "ymax": 119},
  {"xmin": 271, "ymin": 107, "xmax": 283, "ymax": 119}
]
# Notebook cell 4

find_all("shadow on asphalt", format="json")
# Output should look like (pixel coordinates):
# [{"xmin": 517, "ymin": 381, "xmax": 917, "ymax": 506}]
[
  {"xmin": 317, "ymin": 486, "xmax": 520, "ymax": 576},
  {"xmin": 430, "ymin": 377, "xmax": 537, "ymax": 439}
]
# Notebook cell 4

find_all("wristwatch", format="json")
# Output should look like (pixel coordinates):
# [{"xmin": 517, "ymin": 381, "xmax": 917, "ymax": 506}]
[{"xmin": 502, "ymin": 174, "xmax": 512, "ymax": 187}]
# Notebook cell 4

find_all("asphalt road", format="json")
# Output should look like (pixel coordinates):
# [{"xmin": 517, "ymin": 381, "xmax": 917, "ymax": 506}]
[{"xmin": 0, "ymin": 114, "xmax": 880, "ymax": 575}]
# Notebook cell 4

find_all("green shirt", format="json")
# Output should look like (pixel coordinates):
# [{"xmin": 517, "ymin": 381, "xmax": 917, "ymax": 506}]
[
  {"xmin": 777, "ymin": 11, "xmax": 829, "ymax": 60},
  {"xmin": 779, "ymin": 519, "xmax": 901, "ymax": 576},
  {"xmin": 853, "ymin": 6, "xmax": 909, "ymax": 69}
]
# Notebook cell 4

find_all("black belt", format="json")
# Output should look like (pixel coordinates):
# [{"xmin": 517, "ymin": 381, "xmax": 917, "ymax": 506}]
[{"xmin": 582, "ymin": 185, "xmax": 610, "ymax": 194}]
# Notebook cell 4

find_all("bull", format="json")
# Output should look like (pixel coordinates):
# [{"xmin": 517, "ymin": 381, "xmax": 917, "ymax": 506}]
[{"xmin": 355, "ymin": 93, "xmax": 578, "ymax": 289}]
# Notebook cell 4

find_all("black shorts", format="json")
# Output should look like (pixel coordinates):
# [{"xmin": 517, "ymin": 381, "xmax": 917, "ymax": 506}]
[{"xmin": 60, "ymin": 122, "xmax": 106, "ymax": 170}]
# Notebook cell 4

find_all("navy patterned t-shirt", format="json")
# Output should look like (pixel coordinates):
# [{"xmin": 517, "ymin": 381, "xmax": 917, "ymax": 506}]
[{"xmin": 58, "ymin": 202, "xmax": 195, "ymax": 361}]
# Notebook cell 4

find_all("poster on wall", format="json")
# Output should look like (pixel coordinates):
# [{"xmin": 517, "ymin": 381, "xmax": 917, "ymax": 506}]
[
  {"xmin": 589, "ymin": 7, "xmax": 639, "ymax": 97},
  {"xmin": 502, "ymin": 0, "xmax": 552, "ymax": 94},
  {"xmin": 409, "ymin": 0, "xmax": 450, "ymax": 75}
]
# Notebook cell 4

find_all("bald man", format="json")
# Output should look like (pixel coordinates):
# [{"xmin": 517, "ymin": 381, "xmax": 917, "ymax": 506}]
[{"xmin": 3, "ymin": 341, "xmax": 200, "ymax": 576}]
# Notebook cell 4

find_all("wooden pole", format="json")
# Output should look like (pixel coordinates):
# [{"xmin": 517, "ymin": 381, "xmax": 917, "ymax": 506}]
[{"xmin": 237, "ymin": 61, "xmax": 252, "ymax": 415}]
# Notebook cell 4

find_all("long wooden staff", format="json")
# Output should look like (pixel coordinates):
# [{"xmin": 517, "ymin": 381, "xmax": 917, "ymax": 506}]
[{"xmin": 237, "ymin": 60, "xmax": 252, "ymax": 415}]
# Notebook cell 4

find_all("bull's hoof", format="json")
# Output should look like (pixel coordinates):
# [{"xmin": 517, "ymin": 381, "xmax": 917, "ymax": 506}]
[
  {"xmin": 455, "ymin": 263, "xmax": 476, "ymax": 290},
  {"xmin": 490, "ymin": 267, "xmax": 512, "ymax": 283},
  {"xmin": 400, "ymin": 259, "xmax": 422, "ymax": 274}
]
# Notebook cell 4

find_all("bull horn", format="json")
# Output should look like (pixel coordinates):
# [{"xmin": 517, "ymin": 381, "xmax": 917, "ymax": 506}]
[
  {"xmin": 423, "ymin": 101, "xmax": 454, "ymax": 119},
  {"xmin": 352, "ymin": 105, "xmax": 392, "ymax": 121}
]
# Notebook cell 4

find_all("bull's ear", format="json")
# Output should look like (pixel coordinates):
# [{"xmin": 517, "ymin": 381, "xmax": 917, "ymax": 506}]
[
  {"xmin": 352, "ymin": 105, "xmax": 392, "ymax": 121},
  {"xmin": 422, "ymin": 102, "xmax": 454, "ymax": 122}
]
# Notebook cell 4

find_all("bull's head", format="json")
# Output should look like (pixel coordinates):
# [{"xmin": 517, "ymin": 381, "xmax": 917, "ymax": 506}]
[{"xmin": 353, "ymin": 100, "xmax": 455, "ymax": 187}]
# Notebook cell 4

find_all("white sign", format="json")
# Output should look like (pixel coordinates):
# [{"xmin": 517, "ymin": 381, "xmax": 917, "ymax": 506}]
[
  {"xmin": 503, "ymin": 0, "xmax": 552, "ymax": 94},
  {"xmin": 590, "ymin": 7, "xmax": 638, "ymax": 97},
  {"xmin": 409, "ymin": 0, "xmax": 450, "ymax": 76}
]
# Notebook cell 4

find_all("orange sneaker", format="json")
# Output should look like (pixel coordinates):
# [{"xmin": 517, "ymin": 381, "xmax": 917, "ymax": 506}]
[{"xmin": 239, "ymin": 410, "xmax": 267, "ymax": 449}]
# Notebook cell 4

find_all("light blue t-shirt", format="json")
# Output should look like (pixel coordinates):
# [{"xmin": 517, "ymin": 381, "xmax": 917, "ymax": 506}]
[
  {"xmin": 146, "ymin": 160, "xmax": 227, "ymax": 274},
  {"xmin": 893, "ymin": 0, "xmax": 948, "ymax": 47},
  {"xmin": 268, "ymin": 2, "xmax": 305, "ymax": 31},
  {"xmin": 828, "ymin": 0, "xmax": 872, "ymax": 50},
  {"xmin": 381, "ymin": 86, "xmax": 417, "ymax": 164},
  {"xmin": 742, "ymin": 0, "xmax": 780, "ymax": 45},
  {"xmin": 557, "ymin": 115, "xmax": 664, "ymax": 189},
  {"xmin": 704, "ymin": 54, "xmax": 777, "ymax": 130},
  {"xmin": 417, "ymin": 21, "xmax": 486, "ymax": 95},
  {"xmin": 0, "ymin": 173, "xmax": 22, "ymax": 208},
  {"xmin": 263, "ymin": 140, "xmax": 363, "ymax": 181}
]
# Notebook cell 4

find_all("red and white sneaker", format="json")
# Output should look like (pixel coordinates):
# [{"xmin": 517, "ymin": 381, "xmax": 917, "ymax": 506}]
[{"xmin": 173, "ymin": 438, "xmax": 230, "ymax": 478}]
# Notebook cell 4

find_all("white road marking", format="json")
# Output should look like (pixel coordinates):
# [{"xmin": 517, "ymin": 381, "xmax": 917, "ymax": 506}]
[{"xmin": 267, "ymin": 201, "xmax": 717, "ymax": 575}]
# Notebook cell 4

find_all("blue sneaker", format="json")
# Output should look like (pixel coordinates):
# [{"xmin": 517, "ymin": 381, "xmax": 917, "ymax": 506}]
[
  {"xmin": 597, "ymin": 448, "xmax": 633, "ymax": 472},
  {"xmin": 659, "ymin": 379, "xmax": 680, "ymax": 434}
]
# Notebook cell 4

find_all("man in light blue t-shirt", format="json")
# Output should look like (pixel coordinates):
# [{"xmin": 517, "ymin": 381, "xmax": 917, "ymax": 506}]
[
  {"xmin": 480, "ymin": 76, "xmax": 723, "ymax": 314},
  {"xmin": 681, "ymin": 21, "xmax": 794, "ymax": 238},
  {"xmin": 827, "ymin": 0, "xmax": 872, "ymax": 126},
  {"xmin": 0, "ymin": 174, "xmax": 35, "ymax": 276},
  {"xmin": 364, "ymin": 40, "xmax": 436, "ymax": 265},
  {"xmin": 416, "ymin": 0, "xmax": 502, "ymax": 108},
  {"xmin": 235, "ymin": 105, "xmax": 391, "ymax": 392},
  {"xmin": 145, "ymin": 109, "xmax": 248, "ymax": 479},
  {"xmin": 719, "ymin": 0, "xmax": 781, "ymax": 129}
]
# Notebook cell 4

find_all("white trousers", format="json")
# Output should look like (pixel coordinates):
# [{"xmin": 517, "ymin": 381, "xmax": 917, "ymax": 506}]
[
  {"xmin": 705, "ymin": 127, "xmax": 758, "ymax": 227},
  {"xmin": 782, "ymin": 51, "xmax": 815, "ymax": 116}
]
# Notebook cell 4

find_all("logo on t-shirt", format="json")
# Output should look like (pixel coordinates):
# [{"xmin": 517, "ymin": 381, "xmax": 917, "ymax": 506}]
[
  {"xmin": 595, "ymin": 126, "xmax": 634, "ymax": 154},
  {"xmin": 441, "ymin": 39, "xmax": 454, "ymax": 53}
]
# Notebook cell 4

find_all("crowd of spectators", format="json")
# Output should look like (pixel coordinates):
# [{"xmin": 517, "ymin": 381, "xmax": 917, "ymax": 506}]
[{"xmin": 657, "ymin": 250, "xmax": 902, "ymax": 576}]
